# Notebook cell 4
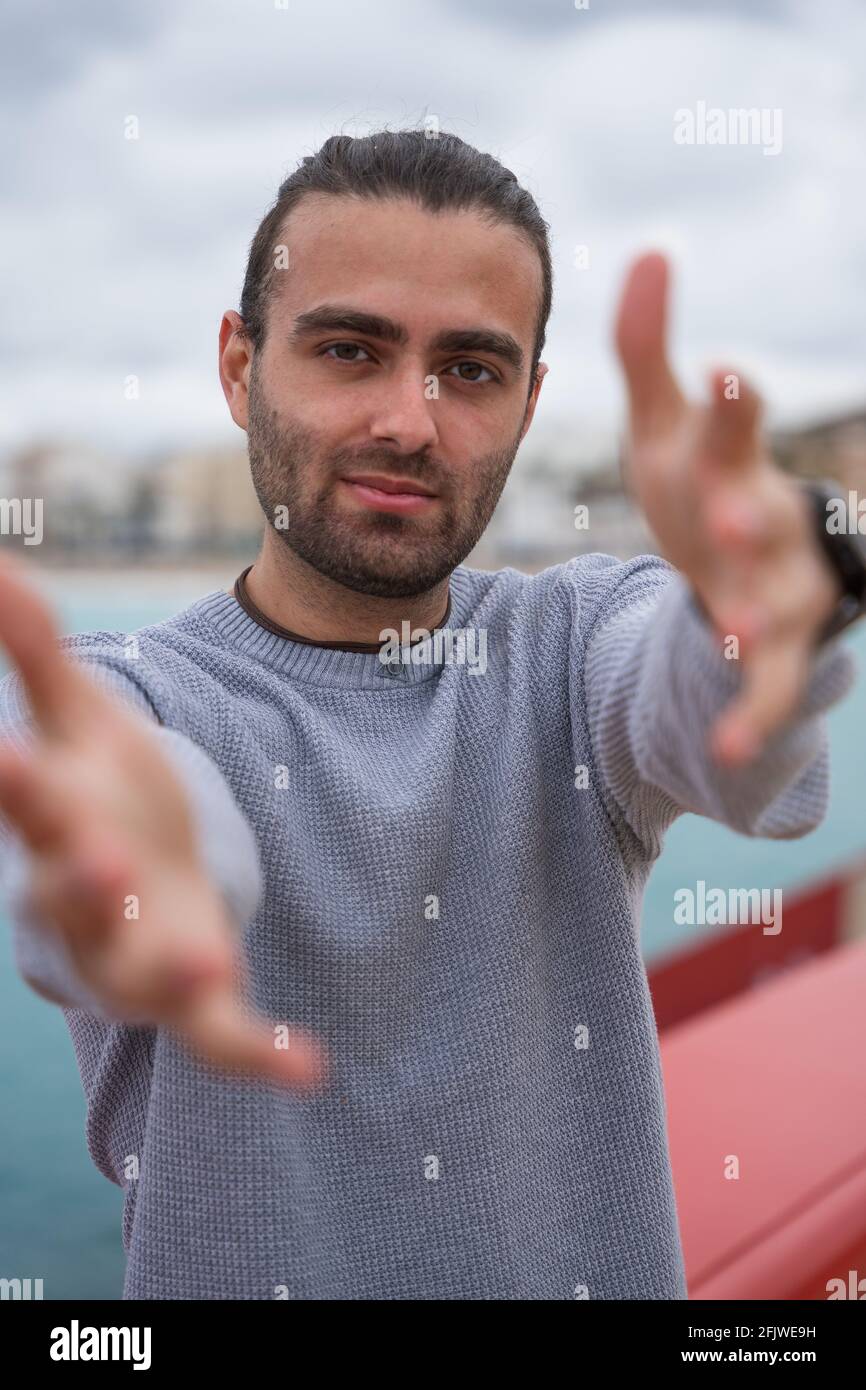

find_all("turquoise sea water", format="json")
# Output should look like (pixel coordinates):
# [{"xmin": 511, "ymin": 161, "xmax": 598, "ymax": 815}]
[{"xmin": 1, "ymin": 572, "xmax": 864, "ymax": 1298}]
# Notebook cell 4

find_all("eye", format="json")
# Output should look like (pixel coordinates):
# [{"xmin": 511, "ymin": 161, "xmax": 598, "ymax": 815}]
[
  {"xmin": 322, "ymin": 342, "xmax": 374, "ymax": 364},
  {"xmin": 445, "ymin": 360, "xmax": 496, "ymax": 384}
]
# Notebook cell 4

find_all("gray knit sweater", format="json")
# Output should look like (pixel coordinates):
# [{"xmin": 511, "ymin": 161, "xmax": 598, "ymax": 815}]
[{"xmin": 0, "ymin": 553, "xmax": 856, "ymax": 1299}]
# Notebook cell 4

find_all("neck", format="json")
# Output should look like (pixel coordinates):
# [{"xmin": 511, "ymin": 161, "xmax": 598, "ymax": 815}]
[{"xmin": 242, "ymin": 529, "xmax": 452, "ymax": 645}]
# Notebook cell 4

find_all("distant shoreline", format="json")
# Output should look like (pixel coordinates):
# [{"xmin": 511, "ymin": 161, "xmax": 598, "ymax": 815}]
[
  {"xmin": 10, "ymin": 559, "xmax": 247, "ymax": 588},
  {"xmin": 13, "ymin": 556, "xmax": 252, "ymax": 570}
]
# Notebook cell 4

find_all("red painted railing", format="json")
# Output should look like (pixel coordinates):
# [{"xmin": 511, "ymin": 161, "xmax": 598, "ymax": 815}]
[{"xmin": 660, "ymin": 937, "xmax": 866, "ymax": 1299}]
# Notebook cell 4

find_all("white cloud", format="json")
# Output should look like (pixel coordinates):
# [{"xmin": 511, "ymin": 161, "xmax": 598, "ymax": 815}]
[{"xmin": 2, "ymin": 0, "xmax": 864, "ymax": 459}]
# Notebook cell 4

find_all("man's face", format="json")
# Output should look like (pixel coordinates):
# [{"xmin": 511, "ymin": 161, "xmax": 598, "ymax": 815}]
[{"xmin": 236, "ymin": 193, "xmax": 546, "ymax": 598}]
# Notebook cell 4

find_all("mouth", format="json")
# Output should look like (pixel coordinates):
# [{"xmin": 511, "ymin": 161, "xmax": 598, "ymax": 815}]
[{"xmin": 339, "ymin": 473, "xmax": 438, "ymax": 516}]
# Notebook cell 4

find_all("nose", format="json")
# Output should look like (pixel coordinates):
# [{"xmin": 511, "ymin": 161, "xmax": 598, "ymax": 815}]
[{"xmin": 367, "ymin": 363, "xmax": 440, "ymax": 455}]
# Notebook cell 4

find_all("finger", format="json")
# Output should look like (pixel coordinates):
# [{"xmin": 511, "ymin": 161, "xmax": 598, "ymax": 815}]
[
  {"xmin": 0, "ymin": 741, "xmax": 71, "ymax": 852},
  {"xmin": 704, "ymin": 490, "xmax": 775, "ymax": 553},
  {"xmin": 0, "ymin": 554, "xmax": 105, "ymax": 737},
  {"xmin": 41, "ymin": 825, "xmax": 136, "ymax": 947},
  {"xmin": 711, "ymin": 639, "xmax": 809, "ymax": 765},
  {"xmin": 711, "ymin": 567, "xmax": 826, "ymax": 655},
  {"xmin": 181, "ymin": 989, "xmax": 329, "ymax": 1090},
  {"xmin": 707, "ymin": 596, "xmax": 770, "ymax": 655},
  {"xmin": 0, "ymin": 741, "xmax": 135, "ymax": 942},
  {"xmin": 28, "ymin": 840, "xmax": 132, "ymax": 948},
  {"xmin": 701, "ymin": 368, "xmax": 763, "ymax": 470},
  {"xmin": 614, "ymin": 251, "xmax": 686, "ymax": 438}
]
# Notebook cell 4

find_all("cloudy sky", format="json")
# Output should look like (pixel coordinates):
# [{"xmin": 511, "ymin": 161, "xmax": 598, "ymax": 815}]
[{"xmin": 2, "ymin": 0, "xmax": 864, "ymax": 465}]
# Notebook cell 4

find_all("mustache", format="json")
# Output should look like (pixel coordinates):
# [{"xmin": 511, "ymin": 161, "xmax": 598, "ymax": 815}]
[
  {"xmin": 245, "ymin": 395, "xmax": 448, "ymax": 495},
  {"xmin": 330, "ymin": 451, "xmax": 445, "ymax": 491}
]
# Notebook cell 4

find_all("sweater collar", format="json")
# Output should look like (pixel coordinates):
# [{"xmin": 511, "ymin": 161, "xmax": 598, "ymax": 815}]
[
  {"xmin": 232, "ymin": 564, "xmax": 452, "ymax": 654},
  {"xmin": 185, "ymin": 565, "xmax": 480, "ymax": 689}
]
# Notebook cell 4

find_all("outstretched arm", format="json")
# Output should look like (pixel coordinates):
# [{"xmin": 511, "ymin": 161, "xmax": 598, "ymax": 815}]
[
  {"xmin": 575, "ymin": 255, "xmax": 857, "ymax": 854},
  {"xmin": 578, "ymin": 554, "xmax": 854, "ymax": 858},
  {"xmin": 0, "ymin": 555, "xmax": 325, "ymax": 1089}
]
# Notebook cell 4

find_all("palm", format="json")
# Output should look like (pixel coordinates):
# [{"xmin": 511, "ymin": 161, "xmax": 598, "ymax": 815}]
[
  {"xmin": 0, "ymin": 555, "xmax": 324, "ymax": 1088},
  {"xmin": 613, "ymin": 254, "xmax": 841, "ymax": 766}
]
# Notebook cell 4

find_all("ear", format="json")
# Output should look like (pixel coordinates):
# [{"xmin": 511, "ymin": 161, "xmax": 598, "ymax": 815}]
[{"xmin": 218, "ymin": 310, "xmax": 254, "ymax": 431}]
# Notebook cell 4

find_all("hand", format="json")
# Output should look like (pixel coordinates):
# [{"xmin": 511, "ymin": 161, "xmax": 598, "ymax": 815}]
[
  {"xmin": 614, "ymin": 252, "xmax": 843, "ymax": 768},
  {"xmin": 0, "ymin": 554, "xmax": 326, "ymax": 1090}
]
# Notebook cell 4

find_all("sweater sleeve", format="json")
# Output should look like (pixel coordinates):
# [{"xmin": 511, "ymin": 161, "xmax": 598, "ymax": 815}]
[
  {"xmin": 0, "ymin": 661, "xmax": 263, "ymax": 1019},
  {"xmin": 578, "ymin": 556, "xmax": 858, "ymax": 859}
]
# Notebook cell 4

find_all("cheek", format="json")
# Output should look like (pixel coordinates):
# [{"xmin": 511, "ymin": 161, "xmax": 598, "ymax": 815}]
[{"xmin": 293, "ymin": 365, "xmax": 363, "ymax": 434}]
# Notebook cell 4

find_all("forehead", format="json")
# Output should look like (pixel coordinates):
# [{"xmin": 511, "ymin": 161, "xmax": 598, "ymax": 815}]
[{"xmin": 269, "ymin": 193, "xmax": 541, "ymax": 349}]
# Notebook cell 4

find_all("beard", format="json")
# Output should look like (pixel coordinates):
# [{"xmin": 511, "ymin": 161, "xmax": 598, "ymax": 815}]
[{"xmin": 246, "ymin": 366, "xmax": 522, "ymax": 599}]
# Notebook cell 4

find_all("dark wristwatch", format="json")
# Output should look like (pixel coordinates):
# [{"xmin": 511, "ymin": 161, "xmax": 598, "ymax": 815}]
[{"xmin": 801, "ymin": 478, "xmax": 866, "ymax": 641}]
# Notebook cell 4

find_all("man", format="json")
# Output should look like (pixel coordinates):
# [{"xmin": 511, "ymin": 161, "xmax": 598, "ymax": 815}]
[{"xmin": 0, "ymin": 129, "xmax": 860, "ymax": 1300}]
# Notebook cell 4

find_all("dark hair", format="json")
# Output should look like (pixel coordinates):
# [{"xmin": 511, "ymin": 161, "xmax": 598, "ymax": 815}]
[{"xmin": 238, "ymin": 128, "xmax": 552, "ymax": 391}]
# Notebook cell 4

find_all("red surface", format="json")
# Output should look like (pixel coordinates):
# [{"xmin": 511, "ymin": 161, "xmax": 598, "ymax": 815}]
[
  {"xmin": 660, "ymin": 938, "xmax": 866, "ymax": 1299},
  {"xmin": 649, "ymin": 877, "xmax": 843, "ymax": 1031}
]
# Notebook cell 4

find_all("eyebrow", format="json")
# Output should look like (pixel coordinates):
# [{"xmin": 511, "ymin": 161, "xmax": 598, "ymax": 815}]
[{"xmin": 288, "ymin": 303, "xmax": 525, "ymax": 375}]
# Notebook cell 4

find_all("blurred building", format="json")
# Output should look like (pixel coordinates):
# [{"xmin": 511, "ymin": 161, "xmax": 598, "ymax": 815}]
[
  {"xmin": 154, "ymin": 447, "xmax": 262, "ymax": 558},
  {"xmin": 1, "ymin": 441, "xmax": 139, "ymax": 555},
  {"xmin": 773, "ymin": 410, "xmax": 866, "ymax": 492},
  {"xmin": 2, "ymin": 405, "xmax": 865, "ymax": 566},
  {"xmin": 477, "ymin": 423, "xmax": 656, "ymax": 569}
]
